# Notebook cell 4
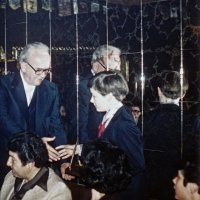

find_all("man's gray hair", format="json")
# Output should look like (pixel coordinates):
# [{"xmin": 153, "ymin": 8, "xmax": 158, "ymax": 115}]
[
  {"xmin": 91, "ymin": 44, "xmax": 121, "ymax": 64},
  {"xmin": 19, "ymin": 42, "xmax": 49, "ymax": 63}
]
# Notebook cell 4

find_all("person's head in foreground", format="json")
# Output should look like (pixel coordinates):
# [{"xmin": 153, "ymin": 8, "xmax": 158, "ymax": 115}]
[
  {"xmin": 89, "ymin": 71, "xmax": 129, "ymax": 112},
  {"xmin": 80, "ymin": 139, "xmax": 132, "ymax": 198},
  {"xmin": 7, "ymin": 132, "xmax": 49, "ymax": 180},
  {"xmin": 1, "ymin": 132, "xmax": 72, "ymax": 200},
  {"xmin": 173, "ymin": 159, "xmax": 200, "ymax": 200}
]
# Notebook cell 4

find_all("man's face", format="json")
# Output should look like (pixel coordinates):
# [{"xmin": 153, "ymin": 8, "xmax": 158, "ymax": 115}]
[
  {"xmin": 92, "ymin": 50, "xmax": 121, "ymax": 74},
  {"xmin": 90, "ymin": 88, "xmax": 110, "ymax": 112},
  {"xmin": 7, "ymin": 151, "xmax": 29, "ymax": 179},
  {"xmin": 131, "ymin": 106, "xmax": 141, "ymax": 123},
  {"xmin": 173, "ymin": 170, "xmax": 191, "ymax": 200},
  {"xmin": 102, "ymin": 50, "xmax": 121, "ymax": 71},
  {"xmin": 20, "ymin": 48, "xmax": 51, "ymax": 86}
]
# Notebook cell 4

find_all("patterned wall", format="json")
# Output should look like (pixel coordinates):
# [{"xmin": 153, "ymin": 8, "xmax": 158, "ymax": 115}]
[{"xmin": 0, "ymin": 0, "xmax": 199, "ymax": 113}]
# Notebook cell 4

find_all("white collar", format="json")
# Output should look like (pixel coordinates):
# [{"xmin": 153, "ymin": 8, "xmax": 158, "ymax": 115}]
[
  {"xmin": 20, "ymin": 71, "xmax": 36, "ymax": 105},
  {"xmin": 102, "ymin": 101, "xmax": 123, "ymax": 125},
  {"xmin": 20, "ymin": 70, "xmax": 36, "ymax": 92}
]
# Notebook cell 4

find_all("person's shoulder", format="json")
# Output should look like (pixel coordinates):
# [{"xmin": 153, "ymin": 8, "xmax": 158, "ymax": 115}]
[
  {"xmin": 118, "ymin": 106, "xmax": 133, "ymax": 120},
  {"xmin": 48, "ymin": 168, "xmax": 66, "ymax": 185},
  {"xmin": 2, "ymin": 170, "xmax": 15, "ymax": 186},
  {"xmin": 80, "ymin": 72, "xmax": 93, "ymax": 83},
  {"xmin": 41, "ymin": 79, "xmax": 57, "ymax": 90},
  {"xmin": 47, "ymin": 169, "xmax": 71, "ymax": 197}
]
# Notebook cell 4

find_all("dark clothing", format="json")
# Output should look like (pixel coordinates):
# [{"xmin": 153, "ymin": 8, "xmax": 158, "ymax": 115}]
[
  {"xmin": 0, "ymin": 72, "xmax": 67, "ymax": 188},
  {"xmin": 65, "ymin": 72, "xmax": 103, "ymax": 144},
  {"xmin": 142, "ymin": 103, "xmax": 195, "ymax": 200},
  {"xmin": 101, "ymin": 106, "xmax": 146, "ymax": 200}
]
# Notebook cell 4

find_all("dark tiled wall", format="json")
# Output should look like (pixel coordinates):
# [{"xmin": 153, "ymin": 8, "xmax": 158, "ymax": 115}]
[{"xmin": 0, "ymin": 0, "xmax": 199, "ymax": 113}]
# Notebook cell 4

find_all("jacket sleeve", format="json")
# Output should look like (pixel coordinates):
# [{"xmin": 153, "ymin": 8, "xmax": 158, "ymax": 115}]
[
  {"xmin": 0, "ymin": 79, "xmax": 24, "ymax": 136},
  {"xmin": 115, "ymin": 120, "xmax": 145, "ymax": 174},
  {"xmin": 45, "ymin": 84, "xmax": 67, "ymax": 146}
]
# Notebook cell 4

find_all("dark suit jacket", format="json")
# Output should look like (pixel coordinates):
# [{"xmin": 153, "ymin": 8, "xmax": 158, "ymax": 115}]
[
  {"xmin": 101, "ymin": 106, "xmax": 146, "ymax": 200},
  {"xmin": 65, "ymin": 72, "xmax": 103, "ymax": 144},
  {"xmin": 0, "ymin": 72, "xmax": 67, "ymax": 177},
  {"xmin": 142, "ymin": 103, "xmax": 195, "ymax": 200}
]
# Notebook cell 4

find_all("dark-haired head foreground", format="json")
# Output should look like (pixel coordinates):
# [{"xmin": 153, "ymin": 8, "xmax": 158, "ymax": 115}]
[{"xmin": 0, "ymin": 132, "xmax": 71, "ymax": 200}]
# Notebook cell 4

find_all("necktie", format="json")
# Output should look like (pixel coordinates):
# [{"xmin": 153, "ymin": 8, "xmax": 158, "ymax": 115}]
[{"xmin": 98, "ymin": 119, "xmax": 108, "ymax": 138}]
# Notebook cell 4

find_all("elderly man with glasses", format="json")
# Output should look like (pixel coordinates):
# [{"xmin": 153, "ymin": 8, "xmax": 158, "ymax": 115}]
[{"xmin": 0, "ymin": 42, "xmax": 67, "ymax": 189}]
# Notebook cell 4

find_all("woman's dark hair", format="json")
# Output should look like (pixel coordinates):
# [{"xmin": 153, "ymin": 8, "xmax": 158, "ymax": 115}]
[
  {"xmin": 80, "ymin": 139, "xmax": 132, "ymax": 194},
  {"xmin": 8, "ymin": 132, "xmax": 49, "ymax": 168}
]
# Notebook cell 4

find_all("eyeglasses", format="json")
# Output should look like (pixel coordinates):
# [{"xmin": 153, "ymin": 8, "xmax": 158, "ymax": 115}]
[
  {"xmin": 132, "ymin": 109, "xmax": 141, "ymax": 114},
  {"xmin": 25, "ymin": 61, "xmax": 51, "ymax": 75},
  {"xmin": 97, "ymin": 60, "xmax": 107, "ymax": 70}
]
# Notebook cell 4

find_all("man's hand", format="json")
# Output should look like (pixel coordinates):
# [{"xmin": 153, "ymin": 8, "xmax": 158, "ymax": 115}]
[
  {"xmin": 56, "ymin": 144, "xmax": 81, "ymax": 159},
  {"xmin": 42, "ymin": 137, "xmax": 60, "ymax": 162},
  {"xmin": 60, "ymin": 163, "xmax": 75, "ymax": 181}
]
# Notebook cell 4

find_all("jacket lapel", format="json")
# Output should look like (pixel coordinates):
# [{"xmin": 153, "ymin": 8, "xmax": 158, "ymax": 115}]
[
  {"xmin": 11, "ymin": 73, "xmax": 29, "ymax": 121},
  {"xmin": 35, "ymin": 82, "xmax": 49, "ymax": 132}
]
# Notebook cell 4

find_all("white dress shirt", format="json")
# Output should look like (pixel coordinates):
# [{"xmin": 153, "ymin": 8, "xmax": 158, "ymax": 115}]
[
  {"xmin": 102, "ymin": 101, "xmax": 123, "ymax": 128},
  {"xmin": 20, "ymin": 71, "xmax": 36, "ymax": 106}
]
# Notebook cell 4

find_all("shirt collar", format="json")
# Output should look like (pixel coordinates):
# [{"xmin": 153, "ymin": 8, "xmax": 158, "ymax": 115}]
[
  {"xmin": 103, "ymin": 101, "xmax": 123, "ymax": 123},
  {"xmin": 14, "ymin": 167, "xmax": 49, "ymax": 194},
  {"xmin": 20, "ymin": 70, "xmax": 36, "ymax": 92}
]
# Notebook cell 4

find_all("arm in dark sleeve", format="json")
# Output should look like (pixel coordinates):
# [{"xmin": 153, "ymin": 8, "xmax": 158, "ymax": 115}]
[
  {"xmin": 0, "ymin": 80, "xmax": 24, "ymax": 136},
  {"xmin": 47, "ymin": 84, "xmax": 67, "ymax": 146}
]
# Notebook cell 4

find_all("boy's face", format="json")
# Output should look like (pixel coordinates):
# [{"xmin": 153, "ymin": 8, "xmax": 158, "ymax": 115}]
[
  {"xmin": 173, "ymin": 170, "xmax": 191, "ymax": 200},
  {"xmin": 90, "ymin": 88, "xmax": 110, "ymax": 112}
]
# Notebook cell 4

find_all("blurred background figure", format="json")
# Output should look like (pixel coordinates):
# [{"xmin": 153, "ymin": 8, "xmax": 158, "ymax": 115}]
[
  {"xmin": 0, "ymin": 132, "xmax": 71, "ymax": 200},
  {"xmin": 141, "ymin": 70, "xmax": 196, "ymax": 200},
  {"xmin": 60, "ymin": 102, "xmax": 68, "ymax": 133},
  {"xmin": 130, "ymin": 97, "xmax": 142, "ymax": 125}
]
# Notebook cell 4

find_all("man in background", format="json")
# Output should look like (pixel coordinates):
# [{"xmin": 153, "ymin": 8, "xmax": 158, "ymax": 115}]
[
  {"xmin": 65, "ymin": 44, "xmax": 121, "ymax": 144},
  {"xmin": 142, "ymin": 70, "xmax": 195, "ymax": 200}
]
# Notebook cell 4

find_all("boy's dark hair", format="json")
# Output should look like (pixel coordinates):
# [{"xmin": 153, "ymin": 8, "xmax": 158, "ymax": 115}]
[{"xmin": 89, "ymin": 71, "xmax": 129, "ymax": 102}]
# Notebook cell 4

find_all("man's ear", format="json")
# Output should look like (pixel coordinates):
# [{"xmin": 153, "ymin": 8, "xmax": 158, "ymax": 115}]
[
  {"xmin": 27, "ymin": 161, "xmax": 35, "ymax": 169},
  {"xmin": 187, "ymin": 182, "xmax": 199, "ymax": 194},
  {"xmin": 20, "ymin": 62, "xmax": 26, "ymax": 72}
]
